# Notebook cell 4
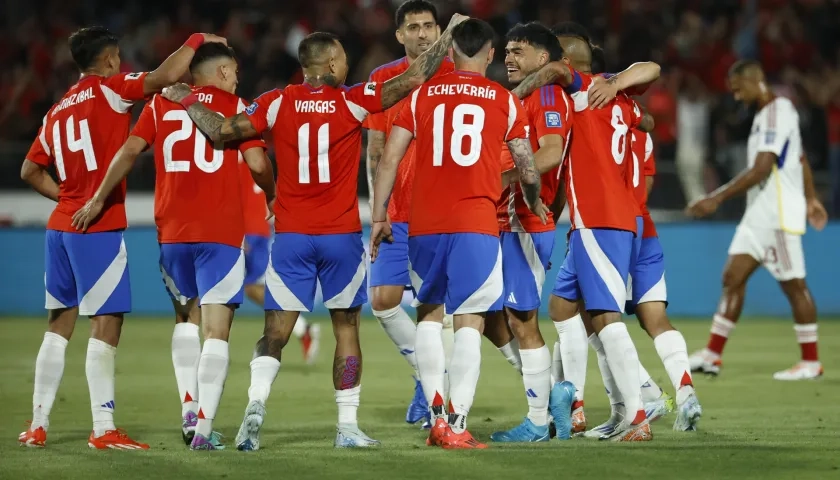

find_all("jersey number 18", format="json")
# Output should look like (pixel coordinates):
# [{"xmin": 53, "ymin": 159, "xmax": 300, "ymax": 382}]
[{"xmin": 432, "ymin": 104, "xmax": 485, "ymax": 167}]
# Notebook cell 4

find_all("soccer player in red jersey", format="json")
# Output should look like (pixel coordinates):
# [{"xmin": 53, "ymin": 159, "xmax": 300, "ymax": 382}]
[
  {"xmin": 511, "ymin": 30, "xmax": 661, "ymax": 442},
  {"xmin": 371, "ymin": 19, "xmax": 545, "ymax": 449},
  {"xmin": 18, "ymin": 26, "xmax": 225, "ymax": 450},
  {"xmin": 487, "ymin": 22, "xmax": 576, "ymax": 444},
  {"xmin": 238, "ymin": 155, "xmax": 321, "ymax": 366},
  {"xmin": 162, "ymin": 15, "xmax": 467, "ymax": 449},
  {"xmin": 365, "ymin": 0, "xmax": 456, "ymax": 429},
  {"xmin": 74, "ymin": 43, "xmax": 275, "ymax": 450}
]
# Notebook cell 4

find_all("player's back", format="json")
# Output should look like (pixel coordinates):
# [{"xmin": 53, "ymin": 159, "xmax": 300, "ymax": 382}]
[
  {"xmin": 564, "ymin": 71, "xmax": 640, "ymax": 232},
  {"xmin": 265, "ymin": 82, "xmax": 381, "ymax": 234},
  {"xmin": 406, "ymin": 71, "xmax": 526, "ymax": 236},
  {"xmin": 138, "ymin": 86, "xmax": 254, "ymax": 247},
  {"xmin": 36, "ymin": 73, "xmax": 146, "ymax": 233}
]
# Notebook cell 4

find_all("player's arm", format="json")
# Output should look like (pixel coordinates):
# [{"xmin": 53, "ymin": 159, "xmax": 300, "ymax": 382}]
[
  {"xmin": 380, "ymin": 14, "xmax": 468, "ymax": 109},
  {"xmin": 686, "ymin": 152, "xmax": 775, "ymax": 218},
  {"xmin": 20, "ymin": 160, "xmax": 59, "ymax": 202},
  {"xmin": 366, "ymin": 129, "xmax": 386, "ymax": 206},
  {"xmin": 646, "ymin": 176, "xmax": 655, "ymax": 195},
  {"xmin": 372, "ymin": 126, "xmax": 413, "ymax": 222},
  {"xmin": 511, "ymin": 62, "xmax": 575, "ymax": 99},
  {"xmin": 550, "ymin": 174, "xmax": 566, "ymax": 224},
  {"xmin": 243, "ymin": 147, "xmax": 276, "ymax": 204},
  {"xmin": 143, "ymin": 34, "xmax": 227, "ymax": 95},
  {"xmin": 638, "ymin": 112, "xmax": 655, "ymax": 133},
  {"xmin": 587, "ymin": 62, "xmax": 661, "ymax": 108},
  {"xmin": 161, "ymin": 84, "xmax": 260, "ymax": 142},
  {"xmin": 506, "ymin": 138, "xmax": 541, "ymax": 208},
  {"xmin": 801, "ymin": 153, "xmax": 828, "ymax": 231}
]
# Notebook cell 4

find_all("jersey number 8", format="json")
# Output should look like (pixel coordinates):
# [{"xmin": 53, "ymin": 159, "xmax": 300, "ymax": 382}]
[
  {"xmin": 610, "ymin": 105, "xmax": 639, "ymax": 187},
  {"xmin": 432, "ymin": 103, "xmax": 485, "ymax": 167}
]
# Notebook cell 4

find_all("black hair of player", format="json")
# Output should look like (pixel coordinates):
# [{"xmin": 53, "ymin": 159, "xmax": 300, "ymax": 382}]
[
  {"xmin": 590, "ymin": 44, "xmax": 607, "ymax": 73},
  {"xmin": 729, "ymin": 59, "xmax": 761, "ymax": 77},
  {"xmin": 68, "ymin": 26, "xmax": 119, "ymax": 72},
  {"xmin": 189, "ymin": 43, "xmax": 237, "ymax": 74},
  {"xmin": 395, "ymin": 0, "xmax": 438, "ymax": 27},
  {"xmin": 506, "ymin": 22, "xmax": 564, "ymax": 62},
  {"xmin": 452, "ymin": 19, "xmax": 496, "ymax": 58},
  {"xmin": 298, "ymin": 32, "xmax": 341, "ymax": 68},
  {"xmin": 550, "ymin": 22, "xmax": 591, "ymax": 44}
]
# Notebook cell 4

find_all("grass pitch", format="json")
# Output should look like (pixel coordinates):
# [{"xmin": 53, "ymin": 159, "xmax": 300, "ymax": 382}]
[{"xmin": 0, "ymin": 316, "xmax": 838, "ymax": 480}]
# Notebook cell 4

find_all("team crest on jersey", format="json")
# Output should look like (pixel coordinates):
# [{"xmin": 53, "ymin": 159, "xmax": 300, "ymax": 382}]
[
  {"xmin": 364, "ymin": 82, "xmax": 377, "ymax": 96},
  {"xmin": 125, "ymin": 72, "xmax": 142, "ymax": 80},
  {"xmin": 245, "ymin": 102, "xmax": 258, "ymax": 115},
  {"xmin": 545, "ymin": 111, "xmax": 562, "ymax": 127}
]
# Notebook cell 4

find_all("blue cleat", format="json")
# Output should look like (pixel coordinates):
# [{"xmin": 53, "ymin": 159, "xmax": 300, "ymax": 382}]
[
  {"xmin": 405, "ymin": 377, "xmax": 428, "ymax": 424},
  {"xmin": 549, "ymin": 381, "xmax": 575, "ymax": 440},
  {"xmin": 490, "ymin": 418, "xmax": 550, "ymax": 443}
]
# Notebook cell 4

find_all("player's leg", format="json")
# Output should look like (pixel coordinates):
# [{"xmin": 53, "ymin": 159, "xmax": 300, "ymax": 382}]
[
  {"xmin": 235, "ymin": 233, "xmax": 317, "ymax": 451},
  {"xmin": 772, "ymin": 233, "xmax": 821, "ymax": 380},
  {"xmin": 161, "ymin": 243, "xmax": 204, "ymax": 444},
  {"xmin": 317, "ymin": 232, "xmax": 379, "ymax": 448},
  {"xmin": 690, "ymin": 226, "xmax": 761, "ymax": 374},
  {"xmin": 66, "ymin": 231, "xmax": 146, "ymax": 450},
  {"xmin": 483, "ymin": 310, "xmax": 522, "ymax": 373},
  {"xmin": 369, "ymin": 222, "xmax": 427, "ymax": 423},
  {"xmin": 573, "ymin": 227, "xmax": 650, "ymax": 442},
  {"xmin": 20, "ymin": 231, "xmax": 78, "ymax": 447},
  {"xmin": 583, "ymin": 309, "xmax": 626, "ymax": 438}
]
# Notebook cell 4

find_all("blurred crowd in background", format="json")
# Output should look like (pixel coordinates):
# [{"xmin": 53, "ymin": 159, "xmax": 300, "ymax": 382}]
[{"xmin": 1, "ymin": 0, "xmax": 840, "ymax": 218}]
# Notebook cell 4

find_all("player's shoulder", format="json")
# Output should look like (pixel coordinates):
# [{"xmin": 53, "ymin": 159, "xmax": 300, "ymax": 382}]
[
  {"xmin": 525, "ymin": 84, "xmax": 568, "ymax": 108},
  {"xmin": 768, "ymin": 96, "xmax": 798, "ymax": 118},
  {"xmin": 369, "ymin": 57, "xmax": 408, "ymax": 81}
]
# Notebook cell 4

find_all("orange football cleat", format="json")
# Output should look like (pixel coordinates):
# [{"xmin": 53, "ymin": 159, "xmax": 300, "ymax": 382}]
[
  {"xmin": 19, "ymin": 423, "xmax": 46, "ymax": 448},
  {"xmin": 426, "ymin": 418, "xmax": 449, "ymax": 446},
  {"xmin": 571, "ymin": 402, "xmax": 587, "ymax": 435},
  {"xmin": 618, "ymin": 422, "xmax": 652, "ymax": 442},
  {"xmin": 87, "ymin": 429, "xmax": 149, "ymax": 450},
  {"xmin": 441, "ymin": 429, "xmax": 487, "ymax": 449}
]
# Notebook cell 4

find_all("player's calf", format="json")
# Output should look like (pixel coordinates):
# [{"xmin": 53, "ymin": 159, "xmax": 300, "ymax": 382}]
[{"xmin": 484, "ymin": 310, "xmax": 523, "ymax": 373}]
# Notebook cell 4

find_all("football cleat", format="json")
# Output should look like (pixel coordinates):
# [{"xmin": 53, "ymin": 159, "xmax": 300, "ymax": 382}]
[
  {"xmin": 182, "ymin": 410, "xmax": 198, "ymax": 445},
  {"xmin": 689, "ymin": 349, "xmax": 721, "ymax": 375},
  {"xmin": 88, "ymin": 429, "xmax": 149, "ymax": 450},
  {"xmin": 773, "ymin": 362, "xmax": 823, "ymax": 381},
  {"xmin": 19, "ymin": 423, "xmax": 46, "ymax": 448},
  {"xmin": 548, "ymin": 381, "xmax": 575, "ymax": 440},
  {"xmin": 490, "ymin": 417, "xmax": 549, "ymax": 443},
  {"xmin": 301, "ymin": 323, "xmax": 321, "ymax": 365},
  {"xmin": 600, "ymin": 411, "xmax": 652, "ymax": 442},
  {"xmin": 235, "ymin": 400, "xmax": 266, "ymax": 451},
  {"xmin": 441, "ymin": 428, "xmax": 487, "ymax": 449},
  {"xmin": 571, "ymin": 401, "xmax": 587, "ymax": 436},
  {"xmin": 644, "ymin": 392, "xmax": 676, "ymax": 422},
  {"xmin": 334, "ymin": 424, "xmax": 380, "ymax": 448},
  {"xmin": 673, "ymin": 392, "xmax": 702, "ymax": 432},
  {"xmin": 405, "ymin": 377, "xmax": 429, "ymax": 424},
  {"xmin": 426, "ymin": 418, "xmax": 449, "ymax": 446}
]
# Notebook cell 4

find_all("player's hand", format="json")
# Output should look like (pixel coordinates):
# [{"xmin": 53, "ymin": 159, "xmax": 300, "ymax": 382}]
[
  {"xmin": 447, "ymin": 13, "xmax": 470, "ymax": 29},
  {"xmin": 265, "ymin": 196, "xmax": 275, "ymax": 222},
  {"xmin": 527, "ymin": 198, "xmax": 550, "ymax": 225},
  {"xmin": 684, "ymin": 196, "xmax": 720, "ymax": 218},
  {"xmin": 370, "ymin": 220, "xmax": 394, "ymax": 263},
  {"xmin": 162, "ymin": 83, "xmax": 192, "ymax": 103},
  {"xmin": 201, "ymin": 34, "xmax": 228, "ymax": 45},
  {"xmin": 71, "ymin": 197, "xmax": 105, "ymax": 232},
  {"xmin": 807, "ymin": 198, "xmax": 828, "ymax": 231},
  {"xmin": 588, "ymin": 75, "xmax": 618, "ymax": 109}
]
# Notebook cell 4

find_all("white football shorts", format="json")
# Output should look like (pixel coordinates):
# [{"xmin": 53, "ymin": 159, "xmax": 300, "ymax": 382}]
[{"xmin": 728, "ymin": 224, "xmax": 805, "ymax": 281}]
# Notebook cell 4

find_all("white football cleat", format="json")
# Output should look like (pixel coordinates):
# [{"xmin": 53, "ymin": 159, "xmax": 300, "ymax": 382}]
[
  {"xmin": 584, "ymin": 405, "xmax": 623, "ymax": 439},
  {"xmin": 773, "ymin": 362, "xmax": 823, "ymax": 381},
  {"xmin": 335, "ymin": 424, "xmax": 380, "ymax": 448},
  {"xmin": 644, "ymin": 392, "xmax": 676, "ymax": 422},
  {"xmin": 688, "ymin": 349, "xmax": 721, "ymax": 375},
  {"xmin": 235, "ymin": 400, "xmax": 266, "ymax": 451},
  {"xmin": 673, "ymin": 392, "xmax": 702, "ymax": 432}
]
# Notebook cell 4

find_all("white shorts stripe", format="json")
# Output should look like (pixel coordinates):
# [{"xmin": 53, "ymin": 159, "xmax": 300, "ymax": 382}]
[
  {"xmin": 201, "ymin": 249, "xmax": 245, "ymax": 305},
  {"xmin": 579, "ymin": 229, "xmax": 626, "ymax": 310},
  {"xmin": 455, "ymin": 243, "xmax": 503, "ymax": 315},
  {"xmin": 638, "ymin": 272, "xmax": 667, "ymax": 304},
  {"xmin": 517, "ymin": 232, "xmax": 546, "ymax": 295},
  {"xmin": 44, "ymin": 273, "xmax": 67, "ymax": 309},
  {"xmin": 324, "ymin": 251, "xmax": 367, "ymax": 309},
  {"xmin": 79, "ymin": 237, "xmax": 128, "ymax": 316},
  {"xmin": 265, "ymin": 253, "xmax": 309, "ymax": 312},
  {"xmin": 160, "ymin": 265, "xmax": 189, "ymax": 305}
]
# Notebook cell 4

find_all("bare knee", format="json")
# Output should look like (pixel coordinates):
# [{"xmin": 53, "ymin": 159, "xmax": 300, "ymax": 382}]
[
  {"xmin": 201, "ymin": 304, "xmax": 234, "ymax": 341},
  {"xmin": 47, "ymin": 307, "xmax": 78, "ymax": 341},
  {"xmin": 331, "ymin": 307, "xmax": 362, "ymax": 340},
  {"xmin": 89, "ymin": 314, "xmax": 124, "ymax": 347},
  {"xmin": 635, "ymin": 302, "xmax": 674, "ymax": 338},
  {"xmin": 507, "ymin": 309, "xmax": 544, "ymax": 348},
  {"xmin": 370, "ymin": 286, "xmax": 403, "ymax": 313},
  {"xmin": 549, "ymin": 295, "xmax": 578, "ymax": 323},
  {"xmin": 483, "ymin": 311, "xmax": 512, "ymax": 347},
  {"xmin": 256, "ymin": 310, "xmax": 298, "ymax": 359}
]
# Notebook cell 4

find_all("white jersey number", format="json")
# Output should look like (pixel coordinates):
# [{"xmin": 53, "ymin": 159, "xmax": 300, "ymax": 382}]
[
  {"xmin": 432, "ymin": 104, "xmax": 485, "ymax": 167},
  {"xmin": 162, "ymin": 110, "xmax": 223, "ymax": 173},
  {"xmin": 630, "ymin": 132, "xmax": 640, "ymax": 187},
  {"xmin": 298, "ymin": 123, "xmax": 330, "ymax": 183},
  {"xmin": 51, "ymin": 115, "xmax": 97, "ymax": 181},
  {"xmin": 610, "ymin": 105, "xmax": 628, "ymax": 164}
]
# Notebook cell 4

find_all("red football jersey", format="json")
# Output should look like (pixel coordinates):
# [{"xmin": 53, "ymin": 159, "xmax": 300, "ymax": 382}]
[
  {"xmin": 239, "ymin": 155, "xmax": 271, "ymax": 237},
  {"xmin": 365, "ymin": 57, "xmax": 455, "ymax": 223},
  {"xmin": 562, "ymin": 69, "xmax": 641, "ymax": 232},
  {"xmin": 245, "ymin": 82, "xmax": 384, "ymax": 234},
  {"xmin": 25, "ymin": 72, "xmax": 148, "ymax": 233},
  {"xmin": 498, "ymin": 85, "xmax": 572, "ymax": 233},
  {"xmin": 631, "ymin": 128, "xmax": 657, "ymax": 238},
  {"xmin": 131, "ymin": 86, "xmax": 265, "ymax": 248},
  {"xmin": 394, "ymin": 71, "xmax": 529, "ymax": 236}
]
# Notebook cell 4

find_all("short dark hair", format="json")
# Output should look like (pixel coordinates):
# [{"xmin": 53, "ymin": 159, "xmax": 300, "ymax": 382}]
[
  {"xmin": 298, "ymin": 32, "xmax": 340, "ymax": 68},
  {"xmin": 590, "ymin": 44, "xmax": 607, "ymax": 73},
  {"xmin": 729, "ymin": 59, "xmax": 761, "ymax": 76},
  {"xmin": 395, "ymin": 0, "xmax": 438, "ymax": 27},
  {"xmin": 68, "ymin": 26, "xmax": 119, "ymax": 71},
  {"xmin": 506, "ymin": 22, "xmax": 563, "ymax": 62},
  {"xmin": 189, "ymin": 43, "xmax": 237, "ymax": 74},
  {"xmin": 452, "ymin": 19, "xmax": 496, "ymax": 58},
  {"xmin": 551, "ymin": 22, "xmax": 591, "ymax": 44}
]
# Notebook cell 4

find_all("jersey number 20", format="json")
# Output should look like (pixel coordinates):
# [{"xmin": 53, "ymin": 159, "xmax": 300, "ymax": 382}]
[
  {"xmin": 163, "ymin": 110, "xmax": 223, "ymax": 173},
  {"xmin": 432, "ymin": 104, "xmax": 485, "ymax": 167}
]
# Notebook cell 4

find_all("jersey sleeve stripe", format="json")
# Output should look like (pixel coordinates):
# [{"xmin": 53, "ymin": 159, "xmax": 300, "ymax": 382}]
[
  {"xmin": 38, "ymin": 115, "xmax": 50, "ymax": 156},
  {"xmin": 410, "ymin": 88, "xmax": 420, "ymax": 136},
  {"xmin": 560, "ymin": 90, "xmax": 570, "ymax": 121},
  {"xmin": 266, "ymin": 96, "xmax": 283, "ymax": 130},
  {"xmin": 777, "ymin": 138, "xmax": 790, "ymax": 167},
  {"xmin": 506, "ymin": 92, "xmax": 517, "ymax": 138},
  {"xmin": 99, "ymin": 83, "xmax": 133, "ymax": 114},
  {"xmin": 566, "ymin": 71, "xmax": 584, "ymax": 94},
  {"xmin": 342, "ymin": 92, "xmax": 369, "ymax": 123},
  {"xmin": 644, "ymin": 132, "xmax": 653, "ymax": 161}
]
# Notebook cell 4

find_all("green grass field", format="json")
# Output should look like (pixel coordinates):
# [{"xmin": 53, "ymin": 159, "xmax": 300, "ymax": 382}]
[{"xmin": 0, "ymin": 317, "xmax": 838, "ymax": 480}]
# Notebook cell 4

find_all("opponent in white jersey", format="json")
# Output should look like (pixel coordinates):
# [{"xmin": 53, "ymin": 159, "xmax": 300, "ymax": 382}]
[{"xmin": 686, "ymin": 60, "xmax": 827, "ymax": 381}]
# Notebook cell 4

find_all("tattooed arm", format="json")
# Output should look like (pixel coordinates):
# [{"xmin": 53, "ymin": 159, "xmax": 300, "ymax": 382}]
[
  {"xmin": 512, "ymin": 62, "xmax": 574, "ymax": 99},
  {"xmin": 638, "ymin": 112, "xmax": 655, "ymax": 133},
  {"xmin": 366, "ymin": 129, "xmax": 386, "ymax": 206},
  {"xmin": 161, "ymin": 83, "xmax": 260, "ymax": 143},
  {"xmin": 380, "ymin": 13, "xmax": 469, "ymax": 109},
  {"xmin": 506, "ymin": 138, "xmax": 541, "ymax": 209}
]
